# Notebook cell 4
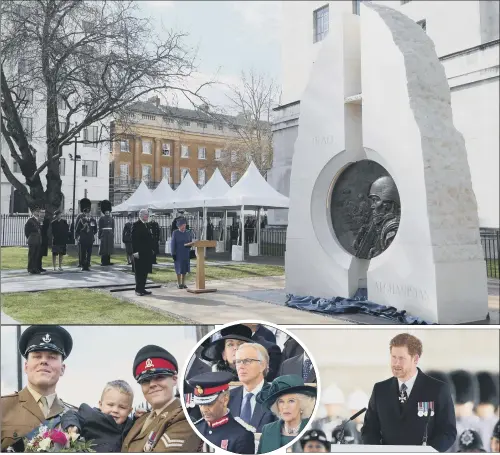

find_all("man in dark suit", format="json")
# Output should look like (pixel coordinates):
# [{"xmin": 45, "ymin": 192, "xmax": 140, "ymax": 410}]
[
  {"xmin": 132, "ymin": 209, "xmax": 155, "ymax": 296},
  {"xmin": 24, "ymin": 207, "xmax": 42, "ymax": 274},
  {"xmin": 229, "ymin": 342, "xmax": 277, "ymax": 432},
  {"xmin": 278, "ymin": 350, "xmax": 316, "ymax": 383},
  {"xmin": 36, "ymin": 210, "xmax": 49, "ymax": 272},
  {"xmin": 282, "ymin": 335, "xmax": 304, "ymax": 362},
  {"xmin": 361, "ymin": 333, "xmax": 456, "ymax": 452},
  {"xmin": 244, "ymin": 323, "xmax": 277, "ymax": 344}
]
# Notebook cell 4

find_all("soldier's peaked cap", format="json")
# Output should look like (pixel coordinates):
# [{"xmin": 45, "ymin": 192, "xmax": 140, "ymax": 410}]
[
  {"xmin": 187, "ymin": 371, "xmax": 233, "ymax": 406},
  {"xmin": 133, "ymin": 345, "xmax": 178, "ymax": 383},
  {"xmin": 300, "ymin": 430, "xmax": 329, "ymax": 451},
  {"xmin": 19, "ymin": 325, "xmax": 73, "ymax": 359}
]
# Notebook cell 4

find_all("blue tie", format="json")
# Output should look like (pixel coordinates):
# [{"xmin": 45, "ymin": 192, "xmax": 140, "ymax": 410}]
[
  {"xmin": 303, "ymin": 358, "xmax": 312, "ymax": 381},
  {"xmin": 240, "ymin": 392, "xmax": 254, "ymax": 424}
]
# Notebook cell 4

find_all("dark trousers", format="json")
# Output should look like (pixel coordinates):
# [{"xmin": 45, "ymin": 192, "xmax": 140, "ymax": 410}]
[
  {"xmin": 27, "ymin": 244, "xmax": 41, "ymax": 272},
  {"xmin": 36, "ymin": 251, "xmax": 45, "ymax": 271},
  {"xmin": 77, "ymin": 244, "xmax": 82, "ymax": 266},
  {"xmin": 101, "ymin": 254, "xmax": 110, "ymax": 265},
  {"xmin": 135, "ymin": 269, "xmax": 147, "ymax": 292},
  {"xmin": 79, "ymin": 242, "xmax": 93, "ymax": 269}
]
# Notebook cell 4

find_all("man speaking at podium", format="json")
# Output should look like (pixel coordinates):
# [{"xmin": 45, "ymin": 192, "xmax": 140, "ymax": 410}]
[{"xmin": 361, "ymin": 333, "xmax": 456, "ymax": 452}]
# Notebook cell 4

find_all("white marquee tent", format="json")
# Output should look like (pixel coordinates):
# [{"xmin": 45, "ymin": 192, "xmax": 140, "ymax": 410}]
[
  {"xmin": 181, "ymin": 168, "xmax": 231, "ymax": 209},
  {"xmin": 111, "ymin": 181, "xmax": 152, "ymax": 213},
  {"xmin": 149, "ymin": 177, "xmax": 175, "ymax": 208},
  {"xmin": 149, "ymin": 172, "xmax": 201, "ymax": 211}
]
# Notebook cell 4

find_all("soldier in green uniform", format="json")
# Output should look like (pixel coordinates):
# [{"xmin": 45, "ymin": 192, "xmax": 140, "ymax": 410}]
[
  {"xmin": 122, "ymin": 345, "xmax": 202, "ymax": 453},
  {"xmin": 1, "ymin": 325, "xmax": 75, "ymax": 452}
]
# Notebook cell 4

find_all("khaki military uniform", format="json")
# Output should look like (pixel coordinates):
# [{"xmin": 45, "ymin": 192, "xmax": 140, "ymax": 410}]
[
  {"xmin": 1, "ymin": 387, "xmax": 74, "ymax": 451},
  {"xmin": 122, "ymin": 398, "xmax": 202, "ymax": 453}
]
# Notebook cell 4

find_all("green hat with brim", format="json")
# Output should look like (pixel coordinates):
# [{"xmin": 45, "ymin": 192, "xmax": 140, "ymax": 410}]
[{"xmin": 256, "ymin": 374, "xmax": 317, "ymax": 410}]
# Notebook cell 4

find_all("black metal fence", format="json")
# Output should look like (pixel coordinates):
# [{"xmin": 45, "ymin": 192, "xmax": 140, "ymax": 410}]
[{"xmin": 1, "ymin": 214, "xmax": 498, "ymax": 278}]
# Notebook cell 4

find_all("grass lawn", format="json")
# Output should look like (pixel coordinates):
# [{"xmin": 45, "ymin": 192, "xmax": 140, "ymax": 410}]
[
  {"xmin": 0, "ymin": 246, "xmax": 172, "ymax": 270},
  {"xmin": 486, "ymin": 259, "xmax": 499, "ymax": 279},
  {"xmin": 146, "ymin": 263, "xmax": 285, "ymax": 284},
  {"xmin": 1, "ymin": 288, "xmax": 181, "ymax": 324}
]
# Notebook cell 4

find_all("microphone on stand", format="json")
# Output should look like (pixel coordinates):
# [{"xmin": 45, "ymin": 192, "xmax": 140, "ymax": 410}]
[
  {"xmin": 422, "ymin": 411, "xmax": 433, "ymax": 446},
  {"xmin": 336, "ymin": 408, "xmax": 367, "ymax": 444}
]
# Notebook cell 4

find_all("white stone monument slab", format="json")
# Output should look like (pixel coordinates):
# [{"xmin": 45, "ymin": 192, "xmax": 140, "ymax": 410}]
[{"xmin": 285, "ymin": 2, "xmax": 488, "ymax": 324}]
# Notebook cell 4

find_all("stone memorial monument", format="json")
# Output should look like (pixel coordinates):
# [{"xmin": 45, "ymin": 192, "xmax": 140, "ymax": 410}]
[{"xmin": 285, "ymin": 2, "xmax": 488, "ymax": 324}]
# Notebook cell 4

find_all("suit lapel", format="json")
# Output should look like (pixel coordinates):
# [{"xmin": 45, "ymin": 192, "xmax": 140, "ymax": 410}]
[
  {"xmin": 389, "ymin": 377, "xmax": 402, "ymax": 419},
  {"xmin": 19, "ymin": 388, "xmax": 45, "ymax": 422},
  {"xmin": 229, "ymin": 387, "xmax": 243, "ymax": 416},
  {"xmin": 250, "ymin": 401, "xmax": 265, "ymax": 429},
  {"xmin": 47, "ymin": 396, "xmax": 65, "ymax": 419}
]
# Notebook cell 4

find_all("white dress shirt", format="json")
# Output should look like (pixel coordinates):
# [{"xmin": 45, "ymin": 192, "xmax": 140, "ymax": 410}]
[
  {"xmin": 242, "ymin": 379, "xmax": 265, "ymax": 417},
  {"xmin": 397, "ymin": 370, "xmax": 419, "ymax": 397}
]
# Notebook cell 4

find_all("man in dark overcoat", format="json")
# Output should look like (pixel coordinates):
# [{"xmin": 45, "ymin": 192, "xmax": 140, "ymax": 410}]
[
  {"xmin": 24, "ymin": 207, "xmax": 42, "ymax": 274},
  {"xmin": 147, "ymin": 214, "xmax": 161, "ymax": 265},
  {"xmin": 132, "ymin": 208, "xmax": 155, "ymax": 296},
  {"xmin": 98, "ymin": 200, "xmax": 114, "ymax": 266},
  {"xmin": 361, "ymin": 333, "xmax": 456, "ymax": 452}
]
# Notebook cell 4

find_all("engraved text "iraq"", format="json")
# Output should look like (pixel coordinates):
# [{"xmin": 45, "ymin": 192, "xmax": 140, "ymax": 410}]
[{"xmin": 375, "ymin": 281, "xmax": 429, "ymax": 301}]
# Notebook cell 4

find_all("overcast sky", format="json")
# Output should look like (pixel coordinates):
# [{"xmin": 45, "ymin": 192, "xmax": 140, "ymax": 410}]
[{"xmin": 137, "ymin": 1, "xmax": 282, "ymax": 111}]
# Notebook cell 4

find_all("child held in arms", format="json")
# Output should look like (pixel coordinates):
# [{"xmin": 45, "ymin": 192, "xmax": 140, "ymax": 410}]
[{"xmin": 61, "ymin": 380, "xmax": 135, "ymax": 452}]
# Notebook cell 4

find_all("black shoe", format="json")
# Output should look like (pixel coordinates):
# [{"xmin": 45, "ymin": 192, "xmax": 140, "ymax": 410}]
[
  {"xmin": 135, "ymin": 291, "xmax": 146, "ymax": 296},
  {"xmin": 143, "ymin": 290, "xmax": 152, "ymax": 295},
  {"xmin": 181, "ymin": 284, "xmax": 188, "ymax": 289},
  {"xmin": 29, "ymin": 270, "xmax": 40, "ymax": 275},
  {"xmin": 39, "ymin": 268, "xmax": 47, "ymax": 272},
  {"xmin": 177, "ymin": 284, "xmax": 183, "ymax": 289},
  {"xmin": 108, "ymin": 262, "xmax": 114, "ymax": 266}
]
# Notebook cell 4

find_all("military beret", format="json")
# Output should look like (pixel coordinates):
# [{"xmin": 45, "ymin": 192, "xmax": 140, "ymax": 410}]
[
  {"xmin": 300, "ymin": 429, "xmax": 330, "ymax": 450},
  {"xmin": 19, "ymin": 325, "xmax": 73, "ymax": 359},
  {"xmin": 187, "ymin": 371, "xmax": 233, "ymax": 406},
  {"xmin": 476, "ymin": 372, "xmax": 499, "ymax": 406},
  {"xmin": 133, "ymin": 345, "xmax": 178, "ymax": 384},
  {"xmin": 450, "ymin": 370, "xmax": 479, "ymax": 405},
  {"xmin": 458, "ymin": 429, "xmax": 486, "ymax": 452}
]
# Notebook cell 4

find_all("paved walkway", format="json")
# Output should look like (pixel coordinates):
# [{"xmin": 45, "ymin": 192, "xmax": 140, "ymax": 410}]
[{"xmin": 114, "ymin": 276, "xmax": 351, "ymax": 324}]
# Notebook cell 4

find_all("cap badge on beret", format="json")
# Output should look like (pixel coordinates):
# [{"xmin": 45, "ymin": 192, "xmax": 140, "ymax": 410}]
[{"xmin": 42, "ymin": 334, "xmax": 51, "ymax": 343}]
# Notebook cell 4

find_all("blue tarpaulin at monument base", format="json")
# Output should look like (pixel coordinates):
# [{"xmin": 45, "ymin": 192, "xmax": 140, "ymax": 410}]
[{"xmin": 286, "ymin": 289, "xmax": 434, "ymax": 324}]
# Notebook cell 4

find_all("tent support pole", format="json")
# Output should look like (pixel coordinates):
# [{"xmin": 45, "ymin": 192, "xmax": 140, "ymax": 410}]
[
  {"xmin": 224, "ymin": 210, "xmax": 228, "ymax": 252},
  {"xmin": 257, "ymin": 207, "xmax": 262, "ymax": 256},
  {"xmin": 203, "ymin": 206, "xmax": 208, "ymax": 257},
  {"xmin": 241, "ymin": 204, "xmax": 245, "ymax": 261}
]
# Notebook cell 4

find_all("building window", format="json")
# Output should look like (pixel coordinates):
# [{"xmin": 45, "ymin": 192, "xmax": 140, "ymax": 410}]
[
  {"xmin": 162, "ymin": 143, "xmax": 171, "ymax": 156},
  {"xmin": 231, "ymin": 151, "xmax": 237, "ymax": 163},
  {"xmin": 181, "ymin": 145, "xmax": 189, "ymax": 158},
  {"xmin": 178, "ymin": 120, "xmax": 191, "ymax": 127},
  {"xmin": 142, "ymin": 139, "xmax": 152, "ymax": 154},
  {"xmin": 59, "ymin": 158, "xmax": 66, "ymax": 176},
  {"xmin": 215, "ymin": 124, "xmax": 223, "ymax": 131},
  {"xmin": 142, "ymin": 164, "xmax": 152, "ymax": 182},
  {"xmin": 163, "ymin": 116, "xmax": 172, "ymax": 124},
  {"xmin": 82, "ymin": 160, "xmax": 98, "ymax": 177},
  {"xmin": 198, "ymin": 147, "xmax": 206, "ymax": 160},
  {"xmin": 18, "ymin": 87, "xmax": 33, "ymax": 104},
  {"xmin": 83, "ymin": 125, "xmax": 98, "ymax": 147},
  {"xmin": 59, "ymin": 121, "xmax": 66, "ymax": 133},
  {"xmin": 13, "ymin": 161, "xmax": 21, "ymax": 173},
  {"xmin": 142, "ymin": 114, "xmax": 156, "ymax": 121},
  {"xmin": 417, "ymin": 19, "xmax": 426, "ymax": 32},
  {"xmin": 215, "ymin": 149, "xmax": 222, "ymax": 161},
  {"xmin": 120, "ymin": 163, "xmax": 129, "ymax": 176},
  {"xmin": 181, "ymin": 168, "xmax": 190, "ymax": 180},
  {"xmin": 57, "ymin": 95, "xmax": 66, "ymax": 110},
  {"xmin": 120, "ymin": 139, "xmax": 129, "ymax": 152},
  {"xmin": 231, "ymin": 171, "xmax": 238, "ymax": 186},
  {"xmin": 18, "ymin": 58, "xmax": 28, "ymax": 77},
  {"xmin": 198, "ymin": 169, "xmax": 206, "ymax": 185},
  {"xmin": 162, "ymin": 167, "xmax": 171, "ymax": 182},
  {"xmin": 197, "ymin": 122, "xmax": 208, "ymax": 128},
  {"xmin": 21, "ymin": 117, "xmax": 33, "ymax": 140},
  {"xmin": 313, "ymin": 5, "xmax": 329, "ymax": 43},
  {"xmin": 82, "ymin": 20, "xmax": 92, "ymax": 33}
]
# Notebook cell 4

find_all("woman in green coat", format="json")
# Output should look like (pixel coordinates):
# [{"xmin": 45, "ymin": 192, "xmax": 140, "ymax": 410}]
[{"xmin": 256, "ymin": 375, "xmax": 317, "ymax": 453}]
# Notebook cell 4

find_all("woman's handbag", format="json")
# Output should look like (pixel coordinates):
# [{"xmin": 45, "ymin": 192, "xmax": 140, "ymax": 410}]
[{"xmin": 189, "ymin": 249, "xmax": 196, "ymax": 259}]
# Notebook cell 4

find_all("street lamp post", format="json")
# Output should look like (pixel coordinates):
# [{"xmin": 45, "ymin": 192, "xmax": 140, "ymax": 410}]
[{"xmin": 69, "ymin": 135, "xmax": 81, "ymax": 243}]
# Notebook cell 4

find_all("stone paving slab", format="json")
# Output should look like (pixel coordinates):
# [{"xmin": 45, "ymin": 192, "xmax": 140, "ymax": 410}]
[
  {"xmin": 1, "ymin": 268, "xmax": 142, "ymax": 293},
  {"xmin": 114, "ymin": 276, "xmax": 349, "ymax": 325}
]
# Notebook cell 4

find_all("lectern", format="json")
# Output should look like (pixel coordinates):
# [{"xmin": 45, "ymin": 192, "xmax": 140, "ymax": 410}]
[{"xmin": 184, "ymin": 240, "xmax": 217, "ymax": 294}]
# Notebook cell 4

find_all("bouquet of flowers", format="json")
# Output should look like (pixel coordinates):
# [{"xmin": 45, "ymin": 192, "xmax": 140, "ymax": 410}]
[{"xmin": 23, "ymin": 426, "xmax": 95, "ymax": 453}]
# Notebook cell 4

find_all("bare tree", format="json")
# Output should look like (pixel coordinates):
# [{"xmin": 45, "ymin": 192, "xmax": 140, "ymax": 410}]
[
  {"xmin": 1, "ymin": 0, "xmax": 211, "ymax": 214},
  {"xmin": 218, "ymin": 70, "xmax": 278, "ymax": 183}
]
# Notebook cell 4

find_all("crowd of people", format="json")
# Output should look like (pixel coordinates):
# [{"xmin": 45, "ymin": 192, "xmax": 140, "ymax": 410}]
[{"xmin": 183, "ymin": 324, "xmax": 317, "ymax": 453}]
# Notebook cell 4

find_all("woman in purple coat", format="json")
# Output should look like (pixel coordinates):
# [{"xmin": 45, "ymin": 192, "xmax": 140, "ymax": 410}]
[{"xmin": 170, "ymin": 218, "xmax": 193, "ymax": 289}]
